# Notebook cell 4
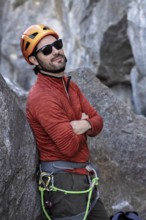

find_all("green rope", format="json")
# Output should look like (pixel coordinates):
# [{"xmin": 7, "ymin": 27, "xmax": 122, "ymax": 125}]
[
  {"xmin": 50, "ymin": 177, "xmax": 98, "ymax": 194},
  {"xmin": 39, "ymin": 176, "xmax": 99, "ymax": 220},
  {"xmin": 39, "ymin": 186, "xmax": 52, "ymax": 220},
  {"xmin": 83, "ymin": 178, "xmax": 97, "ymax": 220}
]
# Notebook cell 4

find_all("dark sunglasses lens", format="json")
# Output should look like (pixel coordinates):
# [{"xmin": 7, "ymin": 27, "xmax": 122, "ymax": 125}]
[
  {"xmin": 40, "ymin": 39, "xmax": 63, "ymax": 55},
  {"xmin": 42, "ymin": 45, "xmax": 52, "ymax": 55},
  {"xmin": 54, "ymin": 39, "xmax": 63, "ymax": 50}
]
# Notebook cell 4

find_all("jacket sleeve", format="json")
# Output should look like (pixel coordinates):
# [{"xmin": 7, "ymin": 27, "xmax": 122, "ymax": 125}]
[
  {"xmin": 33, "ymin": 96, "xmax": 86, "ymax": 158},
  {"xmin": 75, "ymin": 83, "xmax": 103, "ymax": 137}
]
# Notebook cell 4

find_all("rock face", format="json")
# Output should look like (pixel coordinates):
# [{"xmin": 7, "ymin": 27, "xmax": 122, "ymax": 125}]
[
  {"xmin": 128, "ymin": 0, "xmax": 146, "ymax": 116},
  {"xmin": 70, "ymin": 67, "xmax": 146, "ymax": 220},
  {"xmin": 0, "ymin": 74, "xmax": 40, "ymax": 220},
  {"xmin": 1, "ymin": 0, "xmax": 146, "ymax": 115},
  {"xmin": 0, "ymin": 0, "xmax": 144, "ymax": 116},
  {"xmin": 1, "ymin": 0, "xmax": 133, "ymax": 80},
  {"xmin": 3, "ymin": 76, "xmax": 28, "ymax": 112},
  {"xmin": 98, "ymin": 15, "xmax": 134, "ymax": 85},
  {"xmin": 0, "ymin": 0, "xmax": 137, "ymax": 110}
]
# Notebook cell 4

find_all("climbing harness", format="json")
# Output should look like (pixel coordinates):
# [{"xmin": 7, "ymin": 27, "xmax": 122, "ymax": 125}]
[{"xmin": 39, "ymin": 162, "xmax": 100, "ymax": 220}]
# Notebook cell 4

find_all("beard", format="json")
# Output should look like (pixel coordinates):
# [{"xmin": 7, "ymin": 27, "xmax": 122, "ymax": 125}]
[{"xmin": 35, "ymin": 54, "xmax": 67, "ymax": 74}]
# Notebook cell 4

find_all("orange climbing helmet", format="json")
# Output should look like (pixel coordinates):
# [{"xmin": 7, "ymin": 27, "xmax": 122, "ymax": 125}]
[{"xmin": 20, "ymin": 24, "xmax": 59, "ymax": 64}]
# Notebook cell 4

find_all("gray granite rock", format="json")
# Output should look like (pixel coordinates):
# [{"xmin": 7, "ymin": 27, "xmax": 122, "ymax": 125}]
[
  {"xmin": 130, "ymin": 66, "xmax": 146, "ymax": 116},
  {"xmin": 69, "ymin": 67, "xmax": 146, "ymax": 219},
  {"xmin": 128, "ymin": 0, "xmax": 146, "ymax": 116},
  {"xmin": 0, "ymin": 74, "xmax": 41, "ymax": 220},
  {"xmin": 1, "ymin": 0, "xmax": 133, "ymax": 96},
  {"xmin": 3, "ymin": 0, "xmax": 146, "ymax": 114},
  {"xmin": 3, "ymin": 76, "xmax": 28, "ymax": 112},
  {"xmin": 98, "ymin": 15, "xmax": 134, "ymax": 86}
]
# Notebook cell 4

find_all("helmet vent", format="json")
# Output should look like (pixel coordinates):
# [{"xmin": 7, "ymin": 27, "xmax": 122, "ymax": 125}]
[
  {"xmin": 43, "ymin": 26, "xmax": 50, "ymax": 30},
  {"xmin": 25, "ymin": 42, "xmax": 30, "ymax": 50},
  {"xmin": 29, "ymin": 32, "xmax": 38, "ymax": 39}
]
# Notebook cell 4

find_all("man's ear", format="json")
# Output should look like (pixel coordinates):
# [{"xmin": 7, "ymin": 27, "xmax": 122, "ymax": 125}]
[{"xmin": 29, "ymin": 55, "xmax": 39, "ymax": 65}]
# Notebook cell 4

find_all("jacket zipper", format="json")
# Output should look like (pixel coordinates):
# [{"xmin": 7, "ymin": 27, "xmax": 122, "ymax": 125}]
[{"xmin": 62, "ymin": 77, "xmax": 71, "ymax": 100}]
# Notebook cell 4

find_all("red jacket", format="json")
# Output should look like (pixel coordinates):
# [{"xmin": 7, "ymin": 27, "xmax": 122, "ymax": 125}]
[{"xmin": 26, "ymin": 73, "xmax": 103, "ymax": 173}]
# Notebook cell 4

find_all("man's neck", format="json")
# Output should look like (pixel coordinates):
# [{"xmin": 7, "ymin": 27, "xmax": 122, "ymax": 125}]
[{"xmin": 39, "ymin": 70, "xmax": 64, "ymax": 78}]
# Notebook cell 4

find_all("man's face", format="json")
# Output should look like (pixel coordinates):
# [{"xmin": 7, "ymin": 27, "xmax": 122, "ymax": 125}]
[{"xmin": 34, "ymin": 35, "xmax": 67, "ymax": 72}]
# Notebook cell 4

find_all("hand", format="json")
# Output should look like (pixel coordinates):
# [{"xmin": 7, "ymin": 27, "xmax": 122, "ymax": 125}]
[
  {"xmin": 70, "ymin": 117, "xmax": 91, "ymax": 135},
  {"xmin": 81, "ymin": 112, "xmax": 89, "ymax": 120}
]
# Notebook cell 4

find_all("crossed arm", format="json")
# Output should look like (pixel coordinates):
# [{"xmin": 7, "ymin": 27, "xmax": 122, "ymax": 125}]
[
  {"xmin": 70, "ymin": 82, "xmax": 103, "ymax": 137},
  {"xmin": 70, "ymin": 112, "xmax": 91, "ymax": 135}
]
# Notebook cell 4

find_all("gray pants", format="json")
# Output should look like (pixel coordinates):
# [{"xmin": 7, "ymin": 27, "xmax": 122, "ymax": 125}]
[{"xmin": 42, "ymin": 173, "xmax": 109, "ymax": 220}]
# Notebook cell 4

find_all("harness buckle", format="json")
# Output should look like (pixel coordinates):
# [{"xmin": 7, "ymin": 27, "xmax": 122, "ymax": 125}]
[
  {"xmin": 86, "ymin": 164, "xmax": 98, "ymax": 178},
  {"xmin": 39, "ymin": 172, "xmax": 54, "ymax": 191}
]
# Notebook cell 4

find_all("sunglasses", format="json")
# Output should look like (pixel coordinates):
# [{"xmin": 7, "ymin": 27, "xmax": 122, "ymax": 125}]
[{"xmin": 35, "ymin": 39, "xmax": 63, "ymax": 56}]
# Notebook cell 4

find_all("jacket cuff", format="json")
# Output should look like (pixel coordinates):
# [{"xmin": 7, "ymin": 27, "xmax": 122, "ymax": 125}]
[{"xmin": 84, "ymin": 119, "xmax": 93, "ymax": 135}]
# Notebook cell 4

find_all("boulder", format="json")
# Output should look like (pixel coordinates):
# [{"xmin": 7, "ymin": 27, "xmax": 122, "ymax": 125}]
[
  {"xmin": 70, "ymin": 67, "xmax": 146, "ymax": 219},
  {"xmin": 3, "ymin": 76, "xmax": 28, "ymax": 112},
  {"xmin": 98, "ymin": 15, "xmax": 134, "ymax": 86},
  {"xmin": 0, "ymin": 74, "xmax": 41, "ymax": 220}
]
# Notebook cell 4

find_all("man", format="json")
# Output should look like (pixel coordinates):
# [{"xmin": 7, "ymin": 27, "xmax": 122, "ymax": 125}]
[{"xmin": 20, "ymin": 24, "xmax": 108, "ymax": 220}]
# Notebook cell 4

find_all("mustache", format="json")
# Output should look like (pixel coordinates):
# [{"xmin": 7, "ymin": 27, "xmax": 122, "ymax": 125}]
[{"xmin": 51, "ymin": 54, "xmax": 67, "ymax": 62}]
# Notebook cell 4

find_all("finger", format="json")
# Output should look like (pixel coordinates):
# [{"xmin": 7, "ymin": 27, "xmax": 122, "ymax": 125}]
[{"xmin": 81, "ymin": 113, "xmax": 88, "ymax": 119}]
